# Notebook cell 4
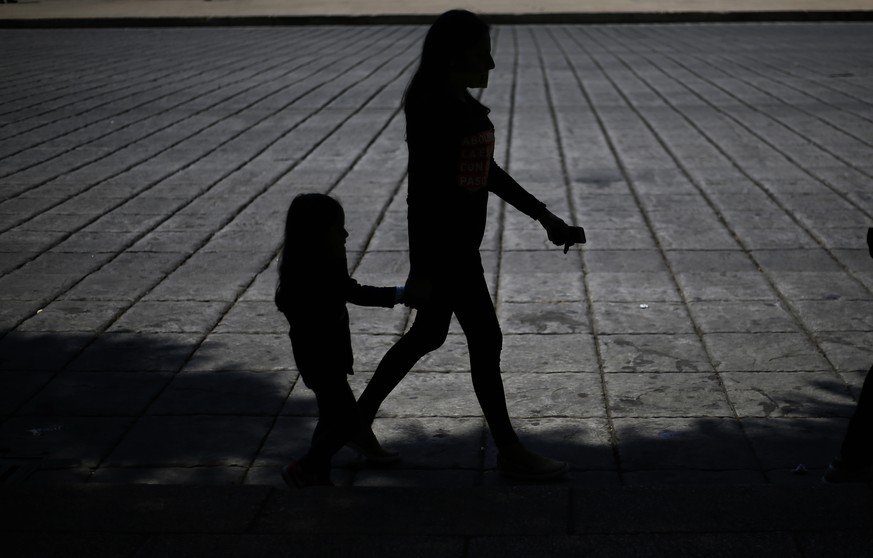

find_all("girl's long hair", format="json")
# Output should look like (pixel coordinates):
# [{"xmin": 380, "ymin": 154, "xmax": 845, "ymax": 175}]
[
  {"xmin": 403, "ymin": 9, "xmax": 491, "ymax": 112},
  {"xmin": 275, "ymin": 193, "xmax": 344, "ymax": 313}
]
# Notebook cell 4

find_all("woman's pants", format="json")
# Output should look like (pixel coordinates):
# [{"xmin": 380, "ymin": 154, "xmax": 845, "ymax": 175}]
[
  {"xmin": 840, "ymin": 364, "xmax": 873, "ymax": 468},
  {"xmin": 357, "ymin": 270, "xmax": 519, "ymax": 449}
]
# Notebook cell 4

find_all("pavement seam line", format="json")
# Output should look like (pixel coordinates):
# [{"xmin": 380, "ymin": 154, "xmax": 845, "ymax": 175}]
[{"xmin": 532, "ymin": 25, "xmax": 624, "ymax": 480}]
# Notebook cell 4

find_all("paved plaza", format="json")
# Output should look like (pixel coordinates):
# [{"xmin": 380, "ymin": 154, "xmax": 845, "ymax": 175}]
[
  {"xmin": 2, "ymin": 0, "xmax": 871, "ymax": 21},
  {"xmin": 1, "ymin": 21, "xmax": 872, "ymax": 555}
]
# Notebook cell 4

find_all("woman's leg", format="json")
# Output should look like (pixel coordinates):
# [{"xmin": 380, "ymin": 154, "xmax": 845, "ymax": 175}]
[
  {"xmin": 839, "ymin": 364, "xmax": 873, "ymax": 468},
  {"xmin": 454, "ymin": 273, "xmax": 567, "ymax": 479},
  {"xmin": 357, "ymin": 299, "xmax": 453, "ymax": 425},
  {"xmin": 453, "ymin": 273, "xmax": 518, "ymax": 449}
]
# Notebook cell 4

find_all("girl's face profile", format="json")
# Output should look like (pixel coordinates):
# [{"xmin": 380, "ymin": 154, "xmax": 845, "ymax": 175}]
[
  {"xmin": 325, "ymin": 214, "xmax": 348, "ymax": 259},
  {"xmin": 451, "ymin": 33, "xmax": 495, "ymax": 89}
]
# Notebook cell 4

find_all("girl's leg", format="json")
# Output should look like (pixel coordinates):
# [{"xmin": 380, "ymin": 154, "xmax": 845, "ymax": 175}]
[
  {"xmin": 300, "ymin": 373, "xmax": 359, "ymax": 483},
  {"xmin": 357, "ymin": 299, "xmax": 453, "ymax": 425},
  {"xmin": 453, "ymin": 273, "xmax": 518, "ymax": 449}
]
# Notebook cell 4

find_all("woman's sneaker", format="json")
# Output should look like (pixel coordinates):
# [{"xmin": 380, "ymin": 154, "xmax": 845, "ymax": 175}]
[
  {"xmin": 281, "ymin": 461, "xmax": 333, "ymax": 489},
  {"xmin": 346, "ymin": 426, "xmax": 401, "ymax": 464},
  {"xmin": 497, "ymin": 442, "xmax": 569, "ymax": 480}
]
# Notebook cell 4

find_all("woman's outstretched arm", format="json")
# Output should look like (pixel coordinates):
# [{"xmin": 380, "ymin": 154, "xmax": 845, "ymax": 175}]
[{"xmin": 488, "ymin": 161, "xmax": 577, "ymax": 250}]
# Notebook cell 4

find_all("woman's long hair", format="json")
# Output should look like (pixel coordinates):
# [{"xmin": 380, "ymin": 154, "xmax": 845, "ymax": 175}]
[
  {"xmin": 403, "ymin": 9, "xmax": 490, "ymax": 112},
  {"xmin": 275, "ymin": 193, "xmax": 344, "ymax": 313}
]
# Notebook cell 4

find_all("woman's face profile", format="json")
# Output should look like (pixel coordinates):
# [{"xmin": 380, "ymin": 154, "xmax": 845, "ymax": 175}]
[{"xmin": 451, "ymin": 33, "xmax": 495, "ymax": 89}]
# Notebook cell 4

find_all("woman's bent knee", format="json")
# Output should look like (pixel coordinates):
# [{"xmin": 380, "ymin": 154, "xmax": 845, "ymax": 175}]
[{"xmin": 405, "ymin": 321, "xmax": 450, "ymax": 354}]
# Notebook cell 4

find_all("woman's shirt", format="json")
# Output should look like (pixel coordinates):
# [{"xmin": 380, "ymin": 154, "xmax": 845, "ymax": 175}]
[{"xmin": 405, "ymin": 89, "xmax": 546, "ymax": 280}]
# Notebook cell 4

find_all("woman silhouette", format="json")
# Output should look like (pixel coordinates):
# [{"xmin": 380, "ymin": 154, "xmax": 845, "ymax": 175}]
[
  {"xmin": 823, "ymin": 227, "xmax": 873, "ymax": 483},
  {"xmin": 353, "ymin": 10, "xmax": 582, "ymax": 479}
]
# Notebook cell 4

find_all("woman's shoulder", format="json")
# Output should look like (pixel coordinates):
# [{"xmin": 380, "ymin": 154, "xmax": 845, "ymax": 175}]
[
  {"xmin": 406, "ymin": 88, "xmax": 456, "ymax": 119},
  {"xmin": 406, "ymin": 91, "xmax": 491, "ymax": 138}
]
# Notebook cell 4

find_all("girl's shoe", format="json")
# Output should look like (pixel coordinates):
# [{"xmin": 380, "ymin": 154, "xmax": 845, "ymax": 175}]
[
  {"xmin": 497, "ymin": 442, "xmax": 569, "ymax": 480},
  {"xmin": 281, "ymin": 461, "xmax": 333, "ymax": 489},
  {"xmin": 346, "ymin": 426, "xmax": 401, "ymax": 464}
]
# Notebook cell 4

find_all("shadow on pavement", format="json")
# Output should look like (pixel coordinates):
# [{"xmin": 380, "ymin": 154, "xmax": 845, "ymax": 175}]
[{"xmin": 0, "ymin": 331, "xmax": 859, "ymax": 487}]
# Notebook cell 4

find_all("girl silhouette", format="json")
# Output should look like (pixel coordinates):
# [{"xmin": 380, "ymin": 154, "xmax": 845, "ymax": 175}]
[
  {"xmin": 355, "ymin": 10, "xmax": 583, "ymax": 479},
  {"xmin": 276, "ymin": 193, "xmax": 404, "ymax": 488}
]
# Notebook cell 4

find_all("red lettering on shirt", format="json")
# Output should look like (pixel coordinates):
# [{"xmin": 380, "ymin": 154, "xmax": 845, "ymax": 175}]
[{"xmin": 458, "ymin": 130, "xmax": 495, "ymax": 192}]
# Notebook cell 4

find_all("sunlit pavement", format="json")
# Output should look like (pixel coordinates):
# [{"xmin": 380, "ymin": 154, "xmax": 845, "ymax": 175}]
[{"xmin": 1, "ymin": 18, "xmax": 872, "ymax": 557}]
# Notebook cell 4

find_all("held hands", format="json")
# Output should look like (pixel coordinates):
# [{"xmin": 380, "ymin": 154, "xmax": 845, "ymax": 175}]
[
  {"xmin": 401, "ymin": 277, "xmax": 432, "ymax": 309},
  {"xmin": 538, "ymin": 209, "xmax": 586, "ymax": 254}
]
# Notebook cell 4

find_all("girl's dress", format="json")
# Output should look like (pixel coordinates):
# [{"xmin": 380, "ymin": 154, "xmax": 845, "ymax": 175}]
[{"xmin": 281, "ymin": 256, "xmax": 397, "ymax": 479}]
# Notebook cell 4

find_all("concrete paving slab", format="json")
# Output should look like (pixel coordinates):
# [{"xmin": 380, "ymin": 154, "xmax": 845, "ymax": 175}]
[
  {"xmin": 587, "ymin": 272, "xmax": 682, "ymax": 302},
  {"xmin": 622, "ymin": 469, "xmax": 766, "ymax": 485},
  {"xmin": 183, "ymin": 333, "xmax": 292, "ymax": 371},
  {"xmin": 360, "ymin": 372, "xmax": 482, "ymax": 418},
  {"xmin": 795, "ymin": 531, "xmax": 873, "ymax": 558},
  {"xmin": 0, "ymin": 331, "xmax": 94, "ymax": 371},
  {"xmin": 109, "ymin": 300, "xmax": 230, "ymax": 334},
  {"xmin": 483, "ymin": 416, "xmax": 616, "ymax": 471},
  {"xmin": 470, "ymin": 533, "xmax": 803, "ymax": 558},
  {"xmin": 0, "ymin": 482, "xmax": 868, "ymax": 555},
  {"xmin": 722, "ymin": 371, "xmax": 856, "ymax": 418},
  {"xmin": 592, "ymin": 301, "xmax": 695, "ymax": 334},
  {"xmin": 598, "ymin": 333, "xmax": 713, "ymax": 373},
  {"xmin": 816, "ymin": 331, "xmax": 873, "ymax": 372},
  {"xmin": 1, "ymin": 483, "xmax": 272, "ymax": 533},
  {"xmin": 605, "ymin": 372, "xmax": 732, "ymax": 417},
  {"xmin": 102, "ymin": 415, "xmax": 275, "ymax": 467},
  {"xmin": 362, "ymin": 417, "xmax": 485, "ymax": 470},
  {"xmin": 16, "ymin": 299, "xmax": 127, "ymax": 333},
  {"xmin": 704, "ymin": 332, "xmax": 832, "ymax": 372},
  {"xmin": 147, "ymin": 370, "xmax": 293, "ymax": 416},
  {"xmin": 503, "ymin": 372, "xmax": 606, "ymax": 418},
  {"xmin": 613, "ymin": 417, "xmax": 760, "ymax": 471},
  {"xmin": 17, "ymin": 371, "xmax": 173, "ymax": 416},
  {"xmin": 0, "ymin": 415, "xmax": 134, "ymax": 468},
  {"xmin": 139, "ymin": 533, "xmax": 467, "ymax": 558},
  {"xmin": 687, "ymin": 300, "xmax": 801, "ymax": 333},
  {"xmin": 502, "ymin": 333, "xmax": 600, "ymax": 372},
  {"xmin": 66, "ymin": 332, "xmax": 200, "ymax": 372},
  {"xmin": 499, "ymin": 301, "xmax": 592, "ymax": 334},
  {"xmin": 90, "ymin": 465, "xmax": 248, "ymax": 485},
  {"xmin": 675, "ymin": 271, "xmax": 778, "ymax": 301},
  {"xmin": 742, "ymin": 417, "xmax": 847, "ymax": 470},
  {"xmin": 572, "ymin": 483, "xmax": 872, "ymax": 532},
  {"xmin": 252, "ymin": 485, "xmax": 570, "ymax": 535}
]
